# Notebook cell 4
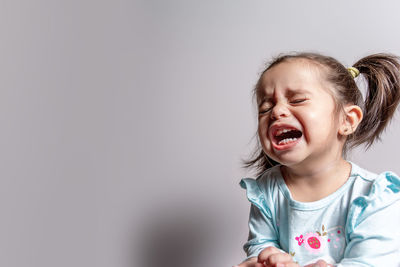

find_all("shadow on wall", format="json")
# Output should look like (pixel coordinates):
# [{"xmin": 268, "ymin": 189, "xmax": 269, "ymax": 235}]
[{"xmin": 134, "ymin": 204, "xmax": 216, "ymax": 267}]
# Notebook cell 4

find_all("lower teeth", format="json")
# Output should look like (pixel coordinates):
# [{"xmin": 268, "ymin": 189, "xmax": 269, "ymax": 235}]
[{"xmin": 278, "ymin": 138, "xmax": 297, "ymax": 145}]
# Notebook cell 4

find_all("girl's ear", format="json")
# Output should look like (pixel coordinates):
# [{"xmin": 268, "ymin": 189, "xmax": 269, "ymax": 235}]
[{"xmin": 339, "ymin": 105, "xmax": 363, "ymax": 136}]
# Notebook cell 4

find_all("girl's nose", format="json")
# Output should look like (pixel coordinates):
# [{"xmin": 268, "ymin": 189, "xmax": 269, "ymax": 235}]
[{"xmin": 270, "ymin": 102, "xmax": 290, "ymax": 120}]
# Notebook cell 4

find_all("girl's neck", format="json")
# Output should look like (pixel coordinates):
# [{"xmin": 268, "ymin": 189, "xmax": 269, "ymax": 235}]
[{"xmin": 281, "ymin": 158, "xmax": 351, "ymax": 202}]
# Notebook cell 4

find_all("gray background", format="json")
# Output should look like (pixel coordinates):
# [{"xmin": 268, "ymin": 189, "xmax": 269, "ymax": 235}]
[{"xmin": 1, "ymin": 0, "xmax": 400, "ymax": 266}]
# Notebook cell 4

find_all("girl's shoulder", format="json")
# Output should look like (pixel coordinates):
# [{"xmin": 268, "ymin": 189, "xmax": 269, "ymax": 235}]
[
  {"xmin": 240, "ymin": 165, "xmax": 282, "ymax": 195},
  {"xmin": 347, "ymin": 162, "xmax": 400, "ymax": 229},
  {"xmin": 349, "ymin": 161, "xmax": 379, "ymax": 182},
  {"xmin": 239, "ymin": 165, "xmax": 283, "ymax": 218},
  {"xmin": 350, "ymin": 161, "xmax": 400, "ymax": 197}
]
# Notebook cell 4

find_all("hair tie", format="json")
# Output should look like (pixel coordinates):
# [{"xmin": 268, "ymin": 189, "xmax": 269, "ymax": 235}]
[{"xmin": 347, "ymin": 67, "xmax": 360, "ymax": 78}]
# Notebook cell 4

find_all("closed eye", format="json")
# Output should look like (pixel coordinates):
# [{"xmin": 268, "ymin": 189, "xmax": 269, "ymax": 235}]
[
  {"xmin": 258, "ymin": 107, "xmax": 272, "ymax": 115},
  {"xmin": 290, "ymin": 98, "xmax": 307, "ymax": 104},
  {"xmin": 258, "ymin": 101, "xmax": 273, "ymax": 115}
]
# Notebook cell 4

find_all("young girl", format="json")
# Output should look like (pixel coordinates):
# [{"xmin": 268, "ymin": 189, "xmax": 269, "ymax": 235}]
[{"xmin": 235, "ymin": 53, "xmax": 400, "ymax": 267}]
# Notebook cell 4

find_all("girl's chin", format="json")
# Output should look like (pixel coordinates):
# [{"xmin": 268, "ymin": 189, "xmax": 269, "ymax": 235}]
[
  {"xmin": 276, "ymin": 159, "xmax": 302, "ymax": 166},
  {"xmin": 267, "ymin": 151, "xmax": 305, "ymax": 167}
]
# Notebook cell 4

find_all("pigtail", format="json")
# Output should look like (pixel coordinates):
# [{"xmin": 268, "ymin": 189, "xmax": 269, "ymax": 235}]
[{"xmin": 352, "ymin": 54, "xmax": 400, "ymax": 147}]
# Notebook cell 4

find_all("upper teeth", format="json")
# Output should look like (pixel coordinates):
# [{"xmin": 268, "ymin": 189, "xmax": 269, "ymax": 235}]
[{"xmin": 276, "ymin": 128, "xmax": 292, "ymax": 136}]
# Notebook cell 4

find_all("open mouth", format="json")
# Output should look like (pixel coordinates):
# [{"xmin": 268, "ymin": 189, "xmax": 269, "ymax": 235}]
[{"xmin": 273, "ymin": 128, "xmax": 303, "ymax": 146}]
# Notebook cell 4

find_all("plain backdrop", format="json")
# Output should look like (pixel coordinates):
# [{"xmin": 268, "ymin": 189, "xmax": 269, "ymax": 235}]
[{"xmin": 1, "ymin": 1, "xmax": 400, "ymax": 266}]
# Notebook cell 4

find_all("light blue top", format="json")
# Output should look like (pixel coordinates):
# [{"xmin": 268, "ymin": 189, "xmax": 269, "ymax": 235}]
[{"xmin": 240, "ymin": 162, "xmax": 400, "ymax": 266}]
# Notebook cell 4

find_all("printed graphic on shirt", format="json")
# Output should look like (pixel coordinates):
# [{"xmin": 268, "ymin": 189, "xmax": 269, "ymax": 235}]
[{"xmin": 293, "ymin": 225, "xmax": 345, "ymax": 261}]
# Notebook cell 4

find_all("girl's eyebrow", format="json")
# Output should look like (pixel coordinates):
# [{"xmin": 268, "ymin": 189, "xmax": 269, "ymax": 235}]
[
  {"xmin": 286, "ymin": 88, "xmax": 311, "ymax": 96},
  {"xmin": 258, "ymin": 88, "xmax": 312, "ymax": 107},
  {"xmin": 260, "ymin": 89, "xmax": 311, "ymax": 101}
]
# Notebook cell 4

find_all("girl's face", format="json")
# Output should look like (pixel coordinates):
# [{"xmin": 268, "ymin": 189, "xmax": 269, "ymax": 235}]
[{"xmin": 257, "ymin": 60, "xmax": 344, "ymax": 169}]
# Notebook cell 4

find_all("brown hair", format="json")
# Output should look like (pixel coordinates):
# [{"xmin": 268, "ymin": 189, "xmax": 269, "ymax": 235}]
[{"xmin": 244, "ymin": 52, "xmax": 400, "ymax": 176}]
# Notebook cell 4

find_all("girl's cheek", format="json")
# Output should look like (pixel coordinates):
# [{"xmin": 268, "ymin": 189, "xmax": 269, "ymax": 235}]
[
  {"xmin": 258, "ymin": 124, "xmax": 269, "ymax": 139},
  {"xmin": 257, "ymin": 118, "xmax": 267, "ymax": 131}
]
